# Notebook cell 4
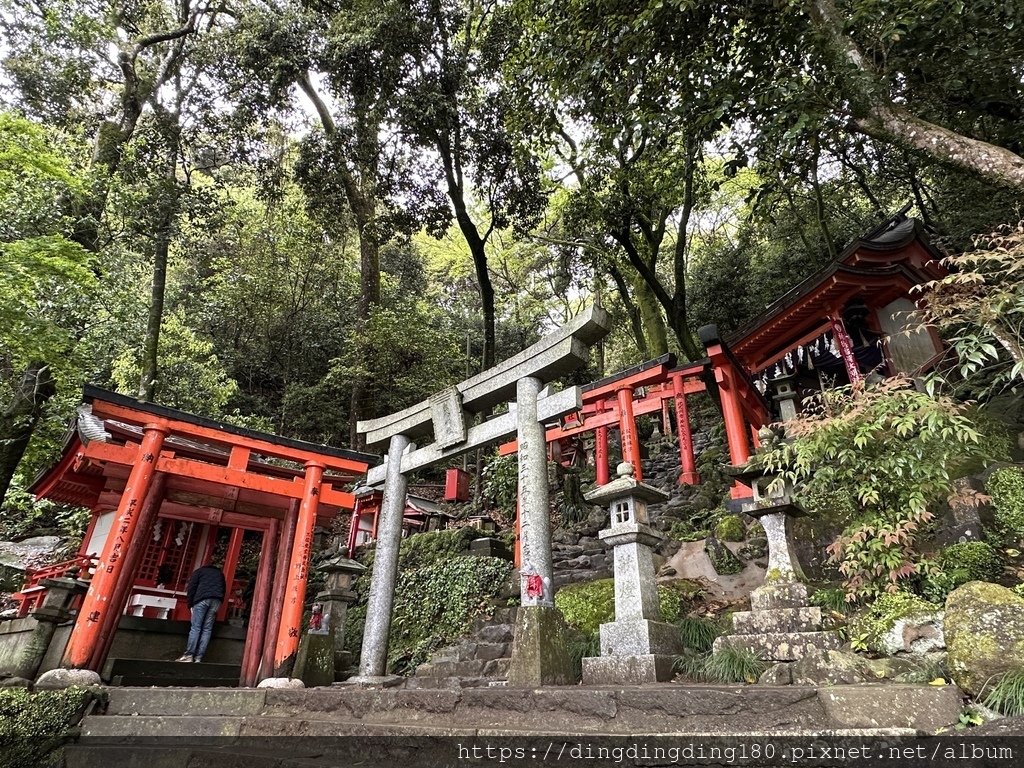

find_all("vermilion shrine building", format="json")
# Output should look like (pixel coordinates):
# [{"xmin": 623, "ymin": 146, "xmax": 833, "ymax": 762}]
[{"xmin": 20, "ymin": 386, "xmax": 374, "ymax": 685}]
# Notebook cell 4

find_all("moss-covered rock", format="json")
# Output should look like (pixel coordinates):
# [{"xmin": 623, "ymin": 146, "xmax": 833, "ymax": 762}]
[
  {"xmin": 0, "ymin": 686, "xmax": 105, "ymax": 768},
  {"xmin": 848, "ymin": 593, "xmax": 944, "ymax": 656},
  {"xmin": 945, "ymin": 581, "xmax": 1024, "ymax": 696},
  {"xmin": 704, "ymin": 534, "xmax": 744, "ymax": 575},
  {"xmin": 713, "ymin": 515, "xmax": 746, "ymax": 542}
]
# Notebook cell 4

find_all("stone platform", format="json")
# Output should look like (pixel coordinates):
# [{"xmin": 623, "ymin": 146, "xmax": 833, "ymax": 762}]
[{"xmin": 64, "ymin": 683, "xmax": 965, "ymax": 767}]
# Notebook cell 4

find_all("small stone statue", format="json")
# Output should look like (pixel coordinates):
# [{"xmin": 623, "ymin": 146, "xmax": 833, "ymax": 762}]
[{"xmin": 308, "ymin": 603, "xmax": 328, "ymax": 634}]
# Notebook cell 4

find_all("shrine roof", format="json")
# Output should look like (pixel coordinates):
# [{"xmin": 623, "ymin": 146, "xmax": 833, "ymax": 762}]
[
  {"xmin": 30, "ymin": 386, "xmax": 376, "ymax": 522},
  {"xmin": 82, "ymin": 385, "xmax": 377, "ymax": 465},
  {"xmin": 725, "ymin": 213, "xmax": 947, "ymax": 370}
]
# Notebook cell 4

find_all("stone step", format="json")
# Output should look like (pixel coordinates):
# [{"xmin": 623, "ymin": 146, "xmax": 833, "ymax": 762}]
[
  {"xmin": 68, "ymin": 682, "xmax": 964, "ymax": 766},
  {"xmin": 714, "ymin": 630, "xmax": 843, "ymax": 661},
  {"xmin": 731, "ymin": 607, "xmax": 823, "ymax": 635},
  {"xmin": 414, "ymin": 657, "xmax": 511, "ymax": 679},
  {"xmin": 101, "ymin": 657, "xmax": 241, "ymax": 687}
]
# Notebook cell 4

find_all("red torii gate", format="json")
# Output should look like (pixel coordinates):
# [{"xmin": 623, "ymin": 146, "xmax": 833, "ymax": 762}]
[
  {"xmin": 501, "ymin": 328, "xmax": 771, "ymax": 500},
  {"xmin": 33, "ymin": 386, "xmax": 374, "ymax": 684}
]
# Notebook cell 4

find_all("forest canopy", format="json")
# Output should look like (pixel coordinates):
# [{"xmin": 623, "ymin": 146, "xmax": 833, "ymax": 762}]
[{"xmin": 0, "ymin": 0, "xmax": 1022, "ymax": 514}]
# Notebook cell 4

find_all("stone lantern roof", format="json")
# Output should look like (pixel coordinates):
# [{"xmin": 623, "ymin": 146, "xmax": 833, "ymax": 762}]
[
  {"xmin": 584, "ymin": 463, "xmax": 669, "ymax": 505},
  {"xmin": 318, "ymin": 548, "xmax": 367, "ymax": 575}
]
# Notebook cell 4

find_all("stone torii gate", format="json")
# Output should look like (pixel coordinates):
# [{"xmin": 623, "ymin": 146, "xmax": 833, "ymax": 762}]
[{"xmin": 352, "ymin": 306, "xmax": 610, "ymax": 684}]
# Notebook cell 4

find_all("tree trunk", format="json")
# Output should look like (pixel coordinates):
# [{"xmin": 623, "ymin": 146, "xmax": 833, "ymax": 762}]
[
  {"xmin": 348, "ymin": 199, "xmax": 381, "ymax": 450},
  {"xmin": 635, "ymin": 279, "xmax": 669, "ymax": 357},
  {"xmin": 0, "ymin": 363, "xmax": 57, "ymax": 504},
  {"xmin": 808, "ymin": 0, "xmax": 1024, "ymax": 189}
]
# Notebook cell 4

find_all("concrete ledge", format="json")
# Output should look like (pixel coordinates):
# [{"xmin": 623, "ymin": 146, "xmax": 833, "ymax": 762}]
[
  {"xmin": 105, "ymin": 687, "xmax": 267, "ymax": 717},
  {"xmin": 582, "ymin": 654, "xmax": 675, "ymax": 685},
  {"xmin": 817, "ymin": 684, "xmax": 964, "ymax": 734}
]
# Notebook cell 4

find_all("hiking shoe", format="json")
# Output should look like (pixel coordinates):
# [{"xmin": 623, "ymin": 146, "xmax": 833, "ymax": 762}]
[
  {"xmin": 193, "ymin": 657, "xmax": 202, "ymax": 663},
  {"xmin": 175, "ymin": 654, "xmax": 194, "ymax": 662}
]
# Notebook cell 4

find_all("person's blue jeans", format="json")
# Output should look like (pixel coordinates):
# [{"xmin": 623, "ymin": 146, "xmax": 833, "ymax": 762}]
[{"xmin": 185, "ymin": 597, "xmax": 221, "ymax": 661}]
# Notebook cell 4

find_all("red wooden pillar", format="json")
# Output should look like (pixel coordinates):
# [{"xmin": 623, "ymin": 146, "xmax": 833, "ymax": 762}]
[
  {"xmin": 616, "ymin": 386, "xmax": 643, "ymax": 481},
  {"xmin": 828, "ymin": 314, "xmax": 863, "ymax": 386},
  {"xmin": 63, "ymin": 423, "xmax": 168, "ymax": 669},
  {"xmin": 241, "ymin": 519, "xmax": 278, "ymax": 687},
  {"xmin": 261, "ymin": 500, "xmax": 298, "ymax": 680},
  {"xmin": 673, "ymin": 384, "xmax": 699, "ymax": 486},
  {"xmin": 718, "ymin": 368, "xmax": 751, "ymax": 498},
  {"xmin": 274, "ymin": 461, "xmax": 324, "ymax": 674},
  {"xmin": 595, "ymin": 400, "xmax": 610, "ymax": 486},
  {"xmin": 661, "ymin": 397, "xmax": 673, "ymax": 440},
  {"xmin": 89, "ymin": 472, "xmax": 167, "ymax": 671},
  {"xmin": 217, "ymin": 526, "xmax": 245, "ymax": 622}
]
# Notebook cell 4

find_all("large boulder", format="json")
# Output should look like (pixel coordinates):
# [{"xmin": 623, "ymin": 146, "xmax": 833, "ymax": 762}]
[
  {"xmin": 945, "ymin": 581, "xmax": 1024, "ymax": 696},
  {"xmin": 35, "ymin": 668, "xmax": 102, "ymax": 690}
]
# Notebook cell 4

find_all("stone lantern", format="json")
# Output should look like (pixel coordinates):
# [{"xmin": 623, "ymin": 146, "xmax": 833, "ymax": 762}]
[
  {"xmin": 717, "ymin": 434, "xmax": 840, "ymax": 667},
  {"xmin": 315, "ymin": 547, "xmax": 366, "ymax": 653},
  {"xmin": 581, "ymin": 462, "xmax": 681, "ymax": 684}
]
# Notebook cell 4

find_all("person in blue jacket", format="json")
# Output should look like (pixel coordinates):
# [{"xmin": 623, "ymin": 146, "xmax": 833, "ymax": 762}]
[{"xmin": 176, "ymin": 562, "xmax": 226, "ymax": 663}]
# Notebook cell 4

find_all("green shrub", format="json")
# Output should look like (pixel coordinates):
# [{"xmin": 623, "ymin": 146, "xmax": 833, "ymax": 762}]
[
  {"xmin": 675, "ymin": 615, "xmax": 723, "ymax": 653},
  {"xmin": 983, "ymin": 669, "xmax": 1024, "ymax": 716},
  {"xmin": 988, "ymin": 467, "xmax": 1024, "ymax": 539},
  {"xmin": 481, "ymin": 452, "xmax": 519, "ymax": 518},
  {"xmin": 554, "ymin": 578, "xmax": 700, "ymax": 633},
  {"xmin": 938, "ymin": 541, "xmax": 1004, "ymax": 582},
  {"xmin": 0, "ymin": 686, "xmax": 104, "ymax": 768},
  {"xmin": 756, "ymin": 382, "xmax": 997, "ymax": 600},
  {"xmin": 696, "ymin": 646, "xmax": 765, "ymax": 684}
]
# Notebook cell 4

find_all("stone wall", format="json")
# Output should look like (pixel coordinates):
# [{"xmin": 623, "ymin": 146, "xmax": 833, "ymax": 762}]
[{"xmin": 0, "ymin": 616, "xmax": 40, "ymax": 675}]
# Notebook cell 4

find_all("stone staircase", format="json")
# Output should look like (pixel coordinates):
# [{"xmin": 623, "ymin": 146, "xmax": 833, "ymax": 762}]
[
  {"xmin": 101, "ymin": 658, "xmax": 241, "ymax": 687},
  {"xmin": 64, "ymin": 684, "xmax": 965, "ymax": 767},
  {"xmin": 405, "ymin": 606, "xmax": 517, "ymax": 689}
]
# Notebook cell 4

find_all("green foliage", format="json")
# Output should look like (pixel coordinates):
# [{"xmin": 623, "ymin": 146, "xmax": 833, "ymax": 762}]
[
  {"xmin": 810, "ymin": 587, "xmax": 855, "ymax": 616},
  {"xmin": 757, "ymin": 381, "xmax": 999, "ymax": 600},
  {"xmin": 988, "ymin": 467, "xmax": 1024, "ymax": 539},
  {"xmin": 0, "ymin": 686, "xmax": 104, "ymax": 768},
  {"xmin": 848, "ymin": 593, "xmax": 941, "ymax": 655},
  {"xmin": 388, "ymin": 555, "xmax": 513, "ymax": 675},
  {"xmin": 692, "ymin": 646, "xmax": 766, "ymax": 684},
  {"xmin": 713, "ymin": 515, "xmax": 746, "ymax": 542},
  {"xmin": 923, "ymin": 542, "xmax": 1004, "ymax": 602},
  {"xmin": 554, "ymin": 578, "xmax": 699, "ymax": 634},
  {"xmin": 675, "ymin": 616, "xmax": 723, "ymax": 654},
  {"xmin": 110, "ymin": 309, "xmax": 238, "ymax": 416},
  {"xmin": 938, "ymin": 542, "xmax": 1004, "ymax": 582},
  {"xmin": 0, "ymin": 475, "xmax": 89, "ymax": 541},
  {"xmin": 399, "ymin": 528, "xmax": 483, "ymax": 571},
  {"xmin": 481, "ymin": 453, "xmax": 520, "ymax": 519},
  {"xmin": 919, "ymin": 224, "xmax": 1024, "ymax": 398},
  {"xmin": 983, "ymin": 669, "xmax": 1024, "ymax": 717},
  {"xmin": 566, "ymin": 629, "xmax": 601, "ymax": 681}
]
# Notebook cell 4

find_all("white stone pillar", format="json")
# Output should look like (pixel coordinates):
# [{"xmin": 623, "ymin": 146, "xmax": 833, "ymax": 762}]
[
  {"xmin": 358, "ymin": 433, "xmax": 411, "ymax": 677},
  {"xmin": 517, "ymin": 376, "xmax": 553, "ymax": 606}
]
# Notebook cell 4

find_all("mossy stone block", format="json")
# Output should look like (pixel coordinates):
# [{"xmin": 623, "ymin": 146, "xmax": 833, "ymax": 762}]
[
  {"xmin": 507, "ymin": 605, "xmax": 576, "ymax": 687},
  {"xmin": 714, "ymin": 515, "xmax": 747, "ymax": 542}
]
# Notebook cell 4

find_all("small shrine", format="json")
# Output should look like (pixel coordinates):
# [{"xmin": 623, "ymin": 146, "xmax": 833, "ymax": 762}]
[
  {"xmin": 18, "ymin": 386, "xmax": 375, "ymax": 686},
  {"xmin": 581, "ymin": 463, "xmax": 681, "ymax": 684}
]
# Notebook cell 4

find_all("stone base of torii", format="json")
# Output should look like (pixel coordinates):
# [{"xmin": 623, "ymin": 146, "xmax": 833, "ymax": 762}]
[{"xmin": 346, "ymin": 306, "xmax": 611, "ymax": 686}]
